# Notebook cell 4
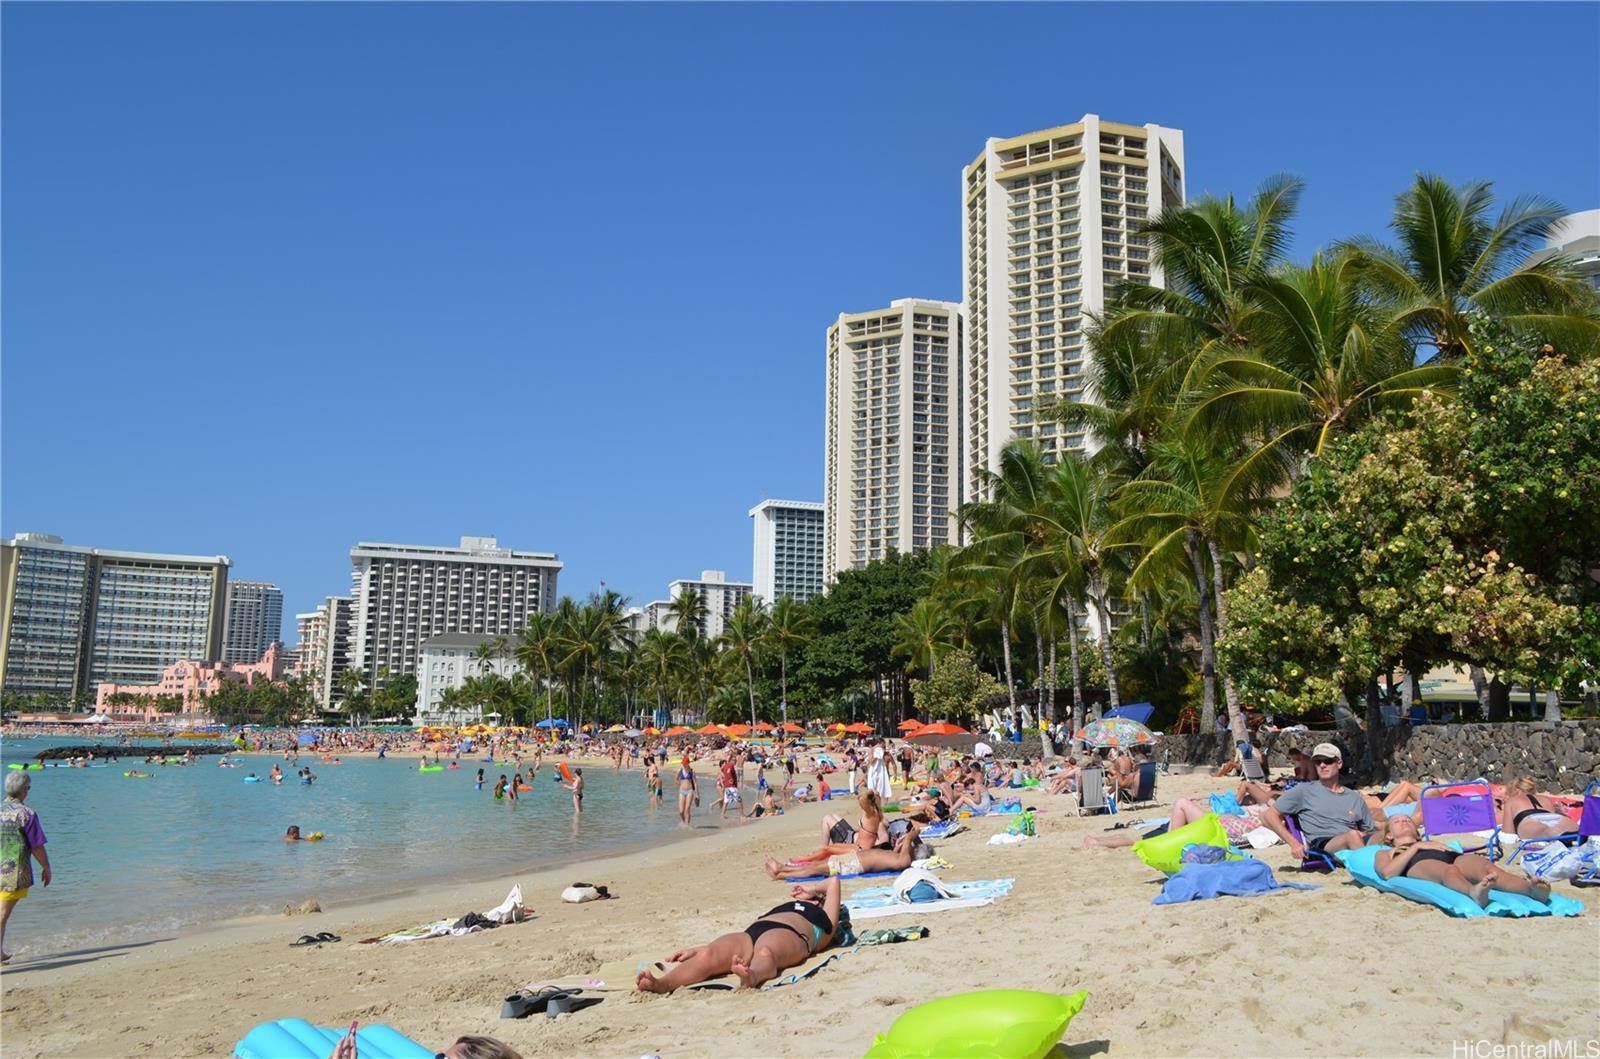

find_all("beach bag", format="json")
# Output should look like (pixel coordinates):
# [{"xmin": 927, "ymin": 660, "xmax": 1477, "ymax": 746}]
[
  {"xmin": 1007, "ymin": 809, "xmax": 1037, "ymax": 837},
  {"xmin": 1523, "ymin": 838, "xmax": 1599, "ymax": 881},
  {"xmin": 561, "ymin": 883, "xmax": 611, "ymax": 903}
]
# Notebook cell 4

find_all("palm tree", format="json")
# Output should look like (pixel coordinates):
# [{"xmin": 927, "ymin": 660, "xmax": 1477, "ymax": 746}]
[
  {"xmin": 892, "ymin": 598, "xmax": 958, "ymax": 680},
  {"xmin": 1185, "ymin": 251, "xmax": 1457, "ymax": 484},
  {"xmin": 517, "ymin": 612, "xmax": 562, "ymax": 729},
  {"xmin": 763, "ymin": 596, "xmax": 814, "ymax": 726},
  {"xmin": 666, "ymin": 587, "xmax": 706, "ymax": 641},
  {"xmin": 1343, "ymin": 174, "xmax": 1600, "ymax": 360},
  {"xmin": 718, "ymin": 599, "xmax": 767, "ymax": 729},
  {"xmin": 335, "ymin": 667, "xmax": 366, "ymax": 716},
  {"xmin": 638, "ymin": 628, "xmax": 688, "ymax": 727}
]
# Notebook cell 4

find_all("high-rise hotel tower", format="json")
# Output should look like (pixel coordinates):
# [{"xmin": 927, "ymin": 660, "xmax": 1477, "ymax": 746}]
[
  {"xmin": 962, "ymin": 115, "xmax": 1184, "ymax": 493},
  {"xmin": 824, "ymin": 298, "xmax": 963, "ymax": 578}
]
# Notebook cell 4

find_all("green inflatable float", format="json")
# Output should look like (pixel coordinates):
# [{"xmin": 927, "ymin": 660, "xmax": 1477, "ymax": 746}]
[
  {"xmin": 864, "ymin": 989, "xmax": 1087, "ymax": 1059},
  {"xmin": 1131, "ymin": 812, "xmax": 1241, "ymax": 875}
]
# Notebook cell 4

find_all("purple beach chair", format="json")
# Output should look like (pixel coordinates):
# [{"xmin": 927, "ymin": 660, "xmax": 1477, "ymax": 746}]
[
  {"xmin": 1284, "ymin": 813, "xmax": 1338, "ymax": 873},
  {"xmin": 1418, "ymin": 782, "xmax": 1502, "ymax": 861},
  {"xmin": 1507, "ymin": 780, "xmax": 1600, "ymax": 880}
]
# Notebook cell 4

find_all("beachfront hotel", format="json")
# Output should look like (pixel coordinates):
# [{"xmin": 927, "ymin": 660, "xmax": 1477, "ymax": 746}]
[
  {"xmin": 416, "ymin": 631, "xmax": 523, "ymax": 725},
  {"xmin": 749, "ymin": 499, "xmax": 825, "ymax": 603},
  {"xmin": 962, "ymin": 114, "xmax": 1184, "ymax": 493},
  {"xmin": 642, "ymin": 569, "xmax": 753, "ymax": 640},
  {"xmin": 222, "ymin": 579, "xmax": 284, "ymax": 664},
  {"xmin": 1529, "ymin": 209, "xmax": 1600, "ymax": 293},
  {"xmin": 295, "ymin": 595, "xmax": 355, "ymax": 708},
  {"xmin": 347, "ymin": 536, "xmax": 561, "ymax": 692},
  {"xmin": 0, "ymin": 532, "xmax": 230, "ymax": 698},
  {"xmin": 824, "ymin": 298, "xmax": 964, "ymax": 578}
]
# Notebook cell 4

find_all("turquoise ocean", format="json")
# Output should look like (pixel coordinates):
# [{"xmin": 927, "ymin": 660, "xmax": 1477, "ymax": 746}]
[{"xmin": 0, "ymin": 736, "xmax": 697, "ymax": 959}]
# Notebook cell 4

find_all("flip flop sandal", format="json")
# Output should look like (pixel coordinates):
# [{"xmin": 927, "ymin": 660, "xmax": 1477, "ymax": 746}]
[
  {"xmin": 546, "ymin": 995, "xmax": 603, "ymax": 1018},
  {"xmin": 315, "ymin": 932, "xmax": 342, "ymax": 944},
  {"xmin": 501, "ymin": 987, "xmax": 570, "ymax": 1019},
  {"xmin": 289, "ymin": 935, "xmax": 321, "ymax": 947}
]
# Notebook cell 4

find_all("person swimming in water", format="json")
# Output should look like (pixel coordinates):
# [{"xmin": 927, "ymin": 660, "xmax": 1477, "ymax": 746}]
[
  {"xmin": 285, "ymin": 825, "xmax": 303, "ymax": 842},
  {"xmin": 476, "ymin": 768, "xmax": 485, "ymax": 791}
]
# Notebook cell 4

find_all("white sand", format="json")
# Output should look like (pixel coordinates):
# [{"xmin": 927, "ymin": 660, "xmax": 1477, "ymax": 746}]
[{"xmin": 2, "ymin": 771, "xmax": 1596, "ymax": 1058}]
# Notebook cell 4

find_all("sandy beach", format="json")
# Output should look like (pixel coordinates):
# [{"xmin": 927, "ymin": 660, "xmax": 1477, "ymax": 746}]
[{"xmin": 2, "ymin": 768, "xmax": 1596, "ymax": 1059}]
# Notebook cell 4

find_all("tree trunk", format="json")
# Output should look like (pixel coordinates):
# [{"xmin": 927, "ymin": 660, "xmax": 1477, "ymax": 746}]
[
  {"xmin": 1088, "ymin": 571, "xmax": 1119, "ymax": 715},
  {"xmin": 1035, "ymin": 628, "xmax": 1048, "ymax": 725},
  {"xmin": 1398, "ymin": 663, "xmax": 1414, "ymax": 720},
  {"xmin": 1470, "ymin": 665, "xmax": 1490, "ymax": 721},
  {"xmin": 1186, "ymin": 533, "xmax": 1218, "ymax": 733},
  {"xmin": 1000, "ymin": 619, "xmax": 1018, "ymax": 717},
  {"xmin": 1140, "ymin": 592, "xmax": 1151, "ymax": 648},
  {"xmin": 745, "ymin": 654, "xmax": 757, "ymax": 730},
  {"xmin": 1488, "ymin": 676, "xmax": 1510, "ymax": 722},
  {"xmin": 780, "ymin": 650, "xmax": 789, "ymax": 726},
  {"xmin": 1045, "ymin": 639, "xmax": 1057, "ymax": 725},
  {"xmin": 1067, "ymin": 602, "xmax": 1085, "ymax": 734},
  {"xmin": 1205, "ymin": 535, "xmax": 1248, "ymax": 744},
  {"xmin": 1543, "ymin": 688, "xmax": 1562, "ymax": 722},
  {"xmin": 1365, "ymin": 678, "xmax": 1383, "ymax": 777}
]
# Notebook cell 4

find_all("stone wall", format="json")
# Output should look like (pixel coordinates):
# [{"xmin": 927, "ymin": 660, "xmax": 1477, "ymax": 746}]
[{"xmin": 1161, "ymin": 722, "xmax": 1600, "ymax": 791}]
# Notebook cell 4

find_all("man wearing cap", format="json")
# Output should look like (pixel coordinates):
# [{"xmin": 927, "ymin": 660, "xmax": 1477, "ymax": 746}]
[{"xmin": 1261, "ymin": 742, "xmax": 1374, "ymax": 859}]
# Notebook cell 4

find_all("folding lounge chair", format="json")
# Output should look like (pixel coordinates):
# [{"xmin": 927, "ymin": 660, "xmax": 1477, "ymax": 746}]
[
  {"xmin": 1506, "ymin": 780, "xmax": 1600, "ymax": 876},
  {"xmin": 1076, "ymin": 766, "xmax": 1111, "ymax": 817},
  {"xmin": 1418, "ymin": 782, "xmax": 1502, "ymax": 862},
  {"xmin": 1239, "ymin": 744, "xmax": 1268, "ymax": 784},
  {"xmin": 1118, "ymin": 761, "xmax": 1159, "ymax": 809},
  {"xmin": 1284, "ymin": 813, "xmax": 1338, "ymax": 873}
]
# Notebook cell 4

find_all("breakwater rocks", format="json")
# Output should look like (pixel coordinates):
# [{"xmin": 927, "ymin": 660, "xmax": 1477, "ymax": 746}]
[
  {"xmin": 31, "ymin": 743, "xmax": 236, "ymax": 761},
  {"xmin": 1162, "ymin": 722, "xmax": 1600, "ymax": 791}
]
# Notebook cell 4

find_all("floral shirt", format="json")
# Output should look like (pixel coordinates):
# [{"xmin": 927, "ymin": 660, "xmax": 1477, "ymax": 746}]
[{"xmin": 0, "ymin": 797, "xmax": 47, "ymax": 892}]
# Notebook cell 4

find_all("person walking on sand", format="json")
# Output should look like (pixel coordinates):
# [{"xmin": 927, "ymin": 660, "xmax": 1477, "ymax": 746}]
[
  {"xmin": 677, "ymin": 756, "xmax": 698, "ymax": 826},
  {"xmin": 1, "ymin": 771, "xmax": 52, "ymax": 966}
]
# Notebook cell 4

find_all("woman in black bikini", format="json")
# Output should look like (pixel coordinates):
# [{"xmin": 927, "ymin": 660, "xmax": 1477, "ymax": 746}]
[
  {"xmin": 1375, "ymin": 815, "xmax": 1551, "ymax": 908},
  {"xmin": 635, "ymin": 877, "xmax": 843, "ymax": 992},
  {"xmin": 1501, "ymin": 776, "xmax": 1580, "ymax": 841}
]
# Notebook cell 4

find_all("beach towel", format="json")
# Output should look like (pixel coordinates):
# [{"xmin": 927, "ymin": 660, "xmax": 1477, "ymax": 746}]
[
  {"xmin": 235, "ymin": 1019, "xmax": 431, "ymax": 1059},
  {"xmin": 1151, "ymin": 859, "xmax": 1319, "ymax": 905},
  {"xmin": 987, "ymin": 832, "xmax": 1031, "ymax": 845},
  {"xmin": 847, "ymin": 877, "xmax": 1015, "ymax": 920},
  {"xmin": 918, "ymin": 820, "xmax": 966, "ymax": 841},
  {"xmin": 1336, "ymin": 846, "xmax": 1586, "ymax": 918},
  {"xmin": 367, "ymin": 885, "xmax": 528, "ymax": 943},
  {"xmin": 784, "ymin": 869, "xmax": 900, "ymax": 883}
]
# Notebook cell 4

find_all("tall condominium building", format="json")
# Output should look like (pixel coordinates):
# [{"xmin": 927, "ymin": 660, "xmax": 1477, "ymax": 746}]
[
  {"xmin": 292, "ymin": 597, "xmax": 354, "ymax": 707},
  {"xmin": 644, "ymin": 570, "xmax": 752, "ymax": 640},
  {"xmin": 348, "ymin": 536, "xmax": 561, "ymax": 690},
  {"xmin": 0, "ymin": 532, "xmax": 229, "ymax": 698},
  {"xmin": 963, "ymin": 114, "xmax": 1184, "ymax": 491},
  {"xmin": 749, "ymin": 499, "xmax": 825, "ymax": 603},
  {"xmin": 824, "ymin": 298, "xmax": 963, "ymax": 578},
  {"xmin": 292, "ymin": 608, "xmax": 326, "ymax": 682},
  {"xmin": 223, "ymin": 580, "xmax": 284, "ymax": 664}
]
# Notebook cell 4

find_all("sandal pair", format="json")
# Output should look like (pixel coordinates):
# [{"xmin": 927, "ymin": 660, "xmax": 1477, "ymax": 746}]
[{"xmin": 289, "ymin": 931, "xmax": 341, "ymax": 947}]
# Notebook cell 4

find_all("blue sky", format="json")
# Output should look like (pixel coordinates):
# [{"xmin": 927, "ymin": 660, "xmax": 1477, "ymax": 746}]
[{"xmin": 4, "ymin": 3, "xmax": 1598, "ymax": 633}]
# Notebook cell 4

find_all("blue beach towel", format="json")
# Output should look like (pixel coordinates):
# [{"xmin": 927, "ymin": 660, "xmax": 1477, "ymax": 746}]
[
  {"xmin": 847, "ymin": 878, "xmax": 1015, "ymax": 912},
  {"xmin": 919, "ymin": 820, "xmax": 965, "ymax": 840},
  {"xmin": 786, "ymin": 869, "xmax": 900, "ymax": 883},
  {"xmin": 1337, "ymin": 846, "xmax": 1586, "ymax": 918},
  {"xmin": 1151, "ymin": 859, "xmax": 1319, "ymax": 905},
  {"xmin": 236, "ymin": 1019, "xmax": 433, "ymax": 1059}
]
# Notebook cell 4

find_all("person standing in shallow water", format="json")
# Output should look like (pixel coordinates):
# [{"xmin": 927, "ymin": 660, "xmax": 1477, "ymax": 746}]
[
  {"xmin": 564, "ymin": 768, "xmax": 584, "ymax": 814},
  {"xmin": 1, "ymin": 771, "xmax": 52, "ymax": 966}
]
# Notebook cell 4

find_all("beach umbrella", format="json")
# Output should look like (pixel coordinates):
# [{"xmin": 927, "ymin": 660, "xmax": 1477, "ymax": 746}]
[
  {"xmin": 535, "ymin": 718, "xmax": 569, "ymax": 729},
  {"xmin": 908, "ymin": 722, "xmax": 970, "ymax": 738},
  {"xmin": 829, "ymin": 723, "xmax": 850, "ymax": 733},
  {"xmin": 695, "ymin": 723, "xmax": 721, "ymax": 735},
  {"xmin": 779, "ymin": 722, "xmax": 805, "ymax": 734},
  {"xmin": 724, "ymin": 723, "xmax": 752, "ymax": 737},
  {"xmin": 846, "ymin": 723, "xmax": 873, "ymax": 734},
  {"xmin": 751, "ymin": 722, "xmax": 775, "ymax": 732},
  {"xmin": 897, "ymin": 718, "xmax": 923, "ymax": 730},
  {"xmin": 605, "ymin": 724, "xmax": 627, "ymax": 733},
  {"xmin": 974, "ymin": 741, "xmax": 995, "ymax": 758},
  {"xmin": 1074, "ymin": 717, "xmax": 1157, "ymax": 748},
  {"xmin": 664, "ymin": 725, "xmax": 692, "ymax": 736},
  {"xmin": 643, "ymin": 727, "xmax": 661, "ymax": 735},
  {"xmin": 623, "ymin": 728, "xmax": 644, "ymax": 737}
]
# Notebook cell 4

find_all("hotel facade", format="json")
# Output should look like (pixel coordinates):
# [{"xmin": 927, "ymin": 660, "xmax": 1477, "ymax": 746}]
[
  {"xmin": 222, "ymin": 580, "xmax": 284, "ymax": 664},
  {"xmin": 962, "ymin": 114, "xmax": 1184, "ymax": 491},
  {"xmin": 824, "ymin": 298, "xmax": 963, "ymax": 578},
  {"xmin": 749, "ymin": 499, "xmax": 825, "ymax": 603},
  {"xmin": 347, "ymin": 536, "xmax": 561, "ymax": 692},
  {"xmin": 0, "ymin": 532, "xmax": 230, "ymax": 698}
]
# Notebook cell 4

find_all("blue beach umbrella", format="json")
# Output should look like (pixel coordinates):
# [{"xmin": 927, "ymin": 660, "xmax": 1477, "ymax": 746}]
[{"xmin": 535, "ymin": 718, "xmax": 570, "ymax": 729}]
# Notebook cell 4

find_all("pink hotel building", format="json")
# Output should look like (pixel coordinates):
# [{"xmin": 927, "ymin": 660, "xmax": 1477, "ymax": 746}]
[{"xmin": 95, "ymin": 641, "xmax": 288, "ymax": 718}]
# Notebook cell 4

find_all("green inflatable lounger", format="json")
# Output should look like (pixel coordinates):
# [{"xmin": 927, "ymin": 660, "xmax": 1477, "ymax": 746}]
[{"xmin": 235, "ymin": 1018, "xmax": 434, "ymax": 1059}]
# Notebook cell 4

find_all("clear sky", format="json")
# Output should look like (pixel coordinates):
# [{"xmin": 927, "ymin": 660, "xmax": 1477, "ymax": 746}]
[{"xmin": 4, "ymin": 2, "xmax": 1598, "ymax": 633}]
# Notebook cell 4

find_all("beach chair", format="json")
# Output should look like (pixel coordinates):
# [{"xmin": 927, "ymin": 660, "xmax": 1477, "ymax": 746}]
[
  {"xmin": 1418, "ymin": 781, "xmax": 1502, "ymax": 861},
  {"xmin": 1283, "ymin": 813, "xmax": 1338, "ymax": 873},
  {"xmin": 1117, "ymin": 761, "xmax": 1159, "ymax": 809},
  {"xmin": 1506, "ymin": 780, "xmax": 1600, "ymax": 873},
  {"xmin": 1076, "ymin": 766, "xmax": 1111, "ymax": 817},
  {"xmin": 1238, "ymin": 742, "xmax": 1268, "ymax": 784}
]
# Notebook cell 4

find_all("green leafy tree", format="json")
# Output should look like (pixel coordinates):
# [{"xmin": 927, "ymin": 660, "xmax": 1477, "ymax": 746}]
[{"xmin": 910, "ymin": 649, "xmax": 1003, "ymax": 728}]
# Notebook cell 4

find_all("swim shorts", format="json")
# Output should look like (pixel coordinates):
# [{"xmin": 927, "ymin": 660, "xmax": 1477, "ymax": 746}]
[
  {"xmin": 0, "ymin": 888, "xmax": 28, "ymax": 902},
  {"xmin": 724, "ymin": 787, "xmax": 741, "ymax": 804},
  {"xmin": 828, "ymin": 853, "xmax": 863, "ymax": 876}
]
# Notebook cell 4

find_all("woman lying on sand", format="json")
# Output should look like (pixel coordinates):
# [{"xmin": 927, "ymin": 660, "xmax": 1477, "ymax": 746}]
[
  {"xmin": 1376, "ymin": 815, "xmax": 1551, "ymax": 908},
  {"xmin": 635, "ymin": 878, "xmax": 844, "ymax": 993},
  {"xmin": 763, "ymin": 823, "xmax": 925, "ymax": 880}
]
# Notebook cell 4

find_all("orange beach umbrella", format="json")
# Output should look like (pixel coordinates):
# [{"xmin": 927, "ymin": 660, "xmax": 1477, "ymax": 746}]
[
  {"xmin": 696, "ymin": 723, "xmax": 721, "ymax": 735},
  {"xmin": 664, "ymin": 726, "xmax": 692, "ymax": 736},
  {"xmin": 779, "ymin": 723, "xmax": 805, "ymax": 734},
  {"xmin": 897, "ymin": 718, "xmax": 923, "ymax": 730},
  {"xmin": 908, "ymin": 722, "xmax": 970, "ymax": 737},
  {"xmin": 846, "ymin": 723, "xmax": 874, "ymax": 734}
]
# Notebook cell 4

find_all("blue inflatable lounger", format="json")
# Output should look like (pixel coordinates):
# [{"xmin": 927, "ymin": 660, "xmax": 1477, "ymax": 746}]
[
  {"xmin": 235, "ymin": 1018, "xmax": 434, "ymax": 1059},
  {"xmin": 1336, "ymin": 846, "xmax": 1585, "ymax": 919}
]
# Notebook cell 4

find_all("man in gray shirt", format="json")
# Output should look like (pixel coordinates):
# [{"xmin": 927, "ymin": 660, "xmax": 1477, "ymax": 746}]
[{"xmin": 1262, "ymin": 742, "xmax": 1374, "ymax": 858}]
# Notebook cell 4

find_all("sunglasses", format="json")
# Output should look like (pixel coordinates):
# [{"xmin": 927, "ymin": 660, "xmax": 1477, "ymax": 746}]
[{"xmin": 1312, "ymin": 757, "xmax": 1339, "ymax": 765}]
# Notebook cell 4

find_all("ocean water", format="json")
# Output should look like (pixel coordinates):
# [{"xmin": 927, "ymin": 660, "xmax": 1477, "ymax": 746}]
[{"xmin": 0, "ymin": 737, "xmax": 699, "ymax": 958}]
